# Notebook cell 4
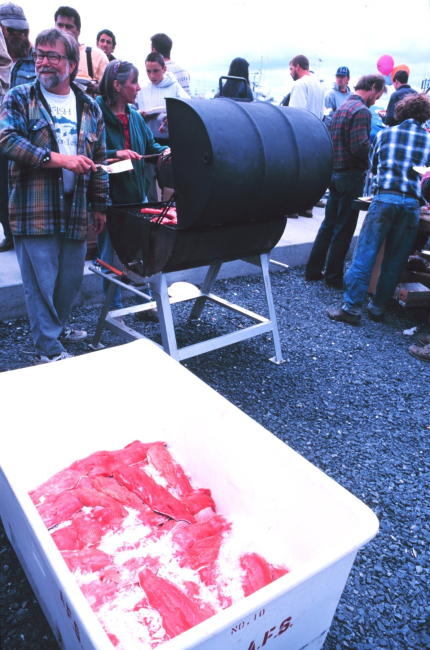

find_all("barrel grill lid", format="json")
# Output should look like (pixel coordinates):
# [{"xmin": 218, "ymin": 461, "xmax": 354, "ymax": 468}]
[{"xmin": 166, "ymin": 98, "xmax": 333, "ymax": 229}]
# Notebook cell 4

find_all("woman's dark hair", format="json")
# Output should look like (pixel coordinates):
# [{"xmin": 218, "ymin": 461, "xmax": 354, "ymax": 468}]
[
  {"xmin": 221, "ymin": 57, "xmax": 250, "ymax": 98},
  {"xmin": 99, "ymin": 60, "xmax": 139, "ymax": 106},
  {"xmin": 146, "ymin": 51, "xmax": 165, "ymax": 67},
  {"xmin": 395, "ymin": 93, "xmax": 430, "ymax": 124}
]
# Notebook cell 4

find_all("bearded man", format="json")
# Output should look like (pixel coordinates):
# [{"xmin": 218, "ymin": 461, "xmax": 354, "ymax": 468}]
[
  {"xmin": 0, "ymin": 28, "xmax": 110, "ymax": 364},
  {"xmin": 0, "ymin": 2, "xmax": 34, "ymax": 251}
]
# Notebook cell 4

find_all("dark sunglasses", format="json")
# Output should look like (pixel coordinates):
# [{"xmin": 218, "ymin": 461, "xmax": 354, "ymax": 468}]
[
  {"xmin": 5, "ymin": 26, "xmax": 27, "ymax": 35},
  {"xmin": 32, "ymin": 50, "xmax": 68, "ymax": 65}
]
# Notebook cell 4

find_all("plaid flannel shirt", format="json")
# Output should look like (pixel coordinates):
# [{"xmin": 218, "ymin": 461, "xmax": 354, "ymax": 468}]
[
  {"xmin": 330, "ymin": 94, "xmax": 371, "ymax": 171},
  {"xmin": 370, "ymin": 119, "xmax": 430, "ymax": 200},
  {"xmin": 0, "ymin": 80, "xmax": 110, "ymax": 240}
]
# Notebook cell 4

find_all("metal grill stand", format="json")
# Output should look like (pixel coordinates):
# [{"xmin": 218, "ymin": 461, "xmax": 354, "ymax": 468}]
[{"xmin": 89, "ymin": 253, "xmax": 285, "ymax": 364}]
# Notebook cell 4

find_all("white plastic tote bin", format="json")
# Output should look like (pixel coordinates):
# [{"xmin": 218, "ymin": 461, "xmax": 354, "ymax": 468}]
[{"xmin": 0, "ymin": 340, "xmax": 378, "ymax": 650}]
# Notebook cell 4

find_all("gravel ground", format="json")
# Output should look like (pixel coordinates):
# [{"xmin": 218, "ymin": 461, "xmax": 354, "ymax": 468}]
[{"xmin": 1, "ymin": 264, "xmax": 430, "ymax": 650}]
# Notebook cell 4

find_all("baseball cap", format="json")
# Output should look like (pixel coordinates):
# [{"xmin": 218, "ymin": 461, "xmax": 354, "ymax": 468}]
[
  {"xmin": 336, "ymin": 66, "xmax": 350, "ymax": 77},
  {"xmin": 0, "ymin": 3, "xmax": 29, "ymax": 30}
]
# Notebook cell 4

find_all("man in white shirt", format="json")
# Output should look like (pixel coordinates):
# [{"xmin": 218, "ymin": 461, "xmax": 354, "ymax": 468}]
[
  {"xmin": 54, "ymin": 6, "xmax": 108, "ymax": 95},
  {"xmin": 288, "ymin": 54, "xmax": 325, "ymax": 218},
  {"xmin": 150, "ymin": 32, "xmax": 190, "ymax": 96},
  {"xmin": 289, "ymin": 54, "xmax": 324, "ymax": 119}
]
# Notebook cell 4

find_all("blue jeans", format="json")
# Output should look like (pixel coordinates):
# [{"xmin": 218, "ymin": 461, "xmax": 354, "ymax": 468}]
[
  {"xmin": 343, "ymin": 193, "xmax": 420, "ymax": 316},
  {"xmin": 306, "ymin": 169, "xmax": 366, "ymax": 283},
  {"xmin": 97, "ymin": 197, "xmax": 151, "ymax": 310},
  {"xmin": 97, "ymin": 227, "xmax": 123, "ymax": 310},
  {"xmin": 0, "ymin": 154, "xmax": 11, "ymax": 240},
  {"xmin": 14, "ymin": 234, "xmax": 87, "ymax": 356}
]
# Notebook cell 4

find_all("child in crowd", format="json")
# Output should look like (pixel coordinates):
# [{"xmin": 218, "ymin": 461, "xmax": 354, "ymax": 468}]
[
  {"xmin": 137, "ymin": 51, "xmax": 188, "ymax": 143},
  {"xmin": 137, "ymin": 52, "xmax": 188, "ymax": 201}
]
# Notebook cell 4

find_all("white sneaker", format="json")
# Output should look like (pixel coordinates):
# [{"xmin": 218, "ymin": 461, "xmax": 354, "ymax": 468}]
[
  {"xmin": 58, "ymin": 328, "xmax": 87, "ymax": 342},
  {"xmin": 34, "ymin": 351, "xmax": 74, "ymax": 365}
]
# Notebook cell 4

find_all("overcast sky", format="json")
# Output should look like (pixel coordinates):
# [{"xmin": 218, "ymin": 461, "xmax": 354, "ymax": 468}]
[{"xmin": 25, "ymin": 0, "xmax": 430, "ymax": 98}]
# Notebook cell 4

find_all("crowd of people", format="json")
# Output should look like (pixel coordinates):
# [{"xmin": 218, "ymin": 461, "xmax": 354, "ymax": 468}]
[{"xmin": 0, "ymin": 2, "xmax": 429, "ymax": 364}]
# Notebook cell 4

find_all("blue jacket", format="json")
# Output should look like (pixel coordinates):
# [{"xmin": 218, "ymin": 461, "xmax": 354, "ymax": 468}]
[{"xmin": 10, "ymin": 46, "xmax": 36, "ymax": 89}]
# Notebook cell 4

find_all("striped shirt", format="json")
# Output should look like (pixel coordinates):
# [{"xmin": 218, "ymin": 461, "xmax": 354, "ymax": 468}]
[
  {"xmin": 330, "ymin": 94, "xmax": 371, "ymax": 171},
  {"xmin": 0, "ymin": 80, "xmax": 110, "ymax": 240},
  {"xmin": 371, "ymin": 119, "xmax": 430, "ymax": 200}
]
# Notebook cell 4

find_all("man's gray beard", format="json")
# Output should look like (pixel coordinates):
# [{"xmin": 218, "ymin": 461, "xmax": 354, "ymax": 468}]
[
  {"xmin": 7, "ymin": 36, "xmax": 30, "ymax": 60},
  {"xmin": 37, "ymin": 62, "xmax": 70, "ymax": 90}
]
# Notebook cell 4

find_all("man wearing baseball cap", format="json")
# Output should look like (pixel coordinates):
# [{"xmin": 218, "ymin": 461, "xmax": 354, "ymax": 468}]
[
  {"xmin": 0, "ymin": 3, "xmax": 35, "ymax": 252},
  {"xmin": 324, "ymin": 66, "xmax": 351, "ymax": 130}
]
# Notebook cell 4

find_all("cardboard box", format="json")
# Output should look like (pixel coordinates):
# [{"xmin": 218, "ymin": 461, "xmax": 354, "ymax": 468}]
[
  {"xmin": 0, "ymin": 341, "xmax": 378, "ymax": 650},
  {"xmin": 394, "ymin": 282, "xmax": 430, "ymax": 308}
]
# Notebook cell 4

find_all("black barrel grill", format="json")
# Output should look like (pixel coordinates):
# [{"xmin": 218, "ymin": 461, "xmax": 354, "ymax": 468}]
[{"xmin": 90, "ymin": 97, "xmax": 333, "ymax": 362}]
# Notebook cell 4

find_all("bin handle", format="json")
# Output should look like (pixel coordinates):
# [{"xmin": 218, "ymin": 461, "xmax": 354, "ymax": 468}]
[{"xmin": 218, "ymin": 76, "xmax": 248, "ymax": 97}]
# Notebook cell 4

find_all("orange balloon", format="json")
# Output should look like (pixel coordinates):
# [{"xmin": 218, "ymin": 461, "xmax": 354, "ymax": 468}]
[{"xmin": 391, "ymin": 63, "xmax": 410, "ymax": 82}]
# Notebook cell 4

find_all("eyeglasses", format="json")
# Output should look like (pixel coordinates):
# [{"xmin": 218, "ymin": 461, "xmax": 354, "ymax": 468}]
[
  {"xmin": 32, "ymin": 50, "xmax": 68, "ymax": 65},
  {"xmin": 5, "ymin": 26, "xmax": 27, "ymax": 35}
]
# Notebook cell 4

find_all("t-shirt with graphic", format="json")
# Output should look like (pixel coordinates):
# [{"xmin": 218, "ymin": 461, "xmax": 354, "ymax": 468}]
[{"xmin": 41, "ymin": 85, "xmax": 78, "ymax": 193}]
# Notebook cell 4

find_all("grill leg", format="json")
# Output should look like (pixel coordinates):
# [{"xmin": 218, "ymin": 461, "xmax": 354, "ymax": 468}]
[
  {"xmin": 152, "ymin": 273, "xmax": 180, "ymax": 361},
  {"xmin": 89, "ymin": 281, "xmax": 117, "ymax": 350},
  {"xmin": 189, "ymin": 261, "xmax": 222, "ymax": 320},
  {"xmin": 260, "ymin": 253, "xmax": 285, "ymax": 364}
]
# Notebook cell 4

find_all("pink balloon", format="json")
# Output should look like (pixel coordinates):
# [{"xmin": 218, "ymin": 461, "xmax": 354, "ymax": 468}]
[{"xmin": 377, "ymin": 54, "xmax": 395, "ymax": 76}]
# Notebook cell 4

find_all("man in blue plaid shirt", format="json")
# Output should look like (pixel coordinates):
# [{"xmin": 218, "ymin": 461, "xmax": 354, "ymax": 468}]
[
  {"xmin": 327, "ymin": 93, "xmax": 430, "ymax": 324},
  {"xmin": 0, "ymin": 28, "xmax": 110, "ymax": 363}
]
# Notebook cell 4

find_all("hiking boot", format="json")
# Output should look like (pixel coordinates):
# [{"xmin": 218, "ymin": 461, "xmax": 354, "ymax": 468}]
[
  {"xmin": 417, "ymin": 333, "xmax": 430, "ymax": 346},
  {"xmin": 58, "ymin": 328, "xmax": 87, "ymax": 342},
  {"xmin": 327, "ymin": 308, "xmax": 361, "ymax": 324},
  {"xmin": 409, "ymin": 343, "xmax": 430, "ymax": 362},
  {"xmin": 34, "ymin": 351, "xmax": 74, "ymax": 365},
  {"xmin": 367, "ymin": 309, "xmax": 384, "ymax": 322},
  {"xmin": 305, "ymin": 271, "xmax": 325, "ymax": 281}
]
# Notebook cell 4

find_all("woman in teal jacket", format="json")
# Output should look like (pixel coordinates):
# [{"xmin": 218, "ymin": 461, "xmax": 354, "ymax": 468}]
[{"xmin": 96, "ymin": 60, "xmax": 169, "ymax": 317}]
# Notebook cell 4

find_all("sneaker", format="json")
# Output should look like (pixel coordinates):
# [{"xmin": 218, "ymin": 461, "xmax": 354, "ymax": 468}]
[
  {"xmin": 0, "ymin": 237, "xmax": 14, "ymax": 252},
  {"xmin": 327, "ymin": 307, "xmax": 361, "ymax": 324},
  {"xmin": 34, "ymin": 351, "xmax": 74, "ymax": 365},
  {"xmin": 367, "ymin": 309, "xmax": 384, "ymax": 322},
  {"xmin": 409, "ymin": 343, "xmax": 430, "ymax": 362},
  {"xmin": 58, "ymin": 328, "xmax": 87, "ymax": 342},
  {"xmin": 417, "ymin": 333, "xmax": 430, "ymax": 346},
  {"xmin": 136, "ymin": 307, "xmax": 159, "ymax": 323}
]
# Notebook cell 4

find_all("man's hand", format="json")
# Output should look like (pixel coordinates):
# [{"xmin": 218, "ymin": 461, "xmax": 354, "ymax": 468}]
[
  {"xmin": 43, "ymin": 152, "xmax": 97, "ymax": 174},
  {"xmin": 86, "ymin": 82, "xmax": 100, "ymax": 96},
  {"xmin": 115, "ymin": 150, "xmax": 143, "ymax": 161},
  {"xmin": 93, "ymin": 211, "xmax": 106, "ymax": 234}
]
